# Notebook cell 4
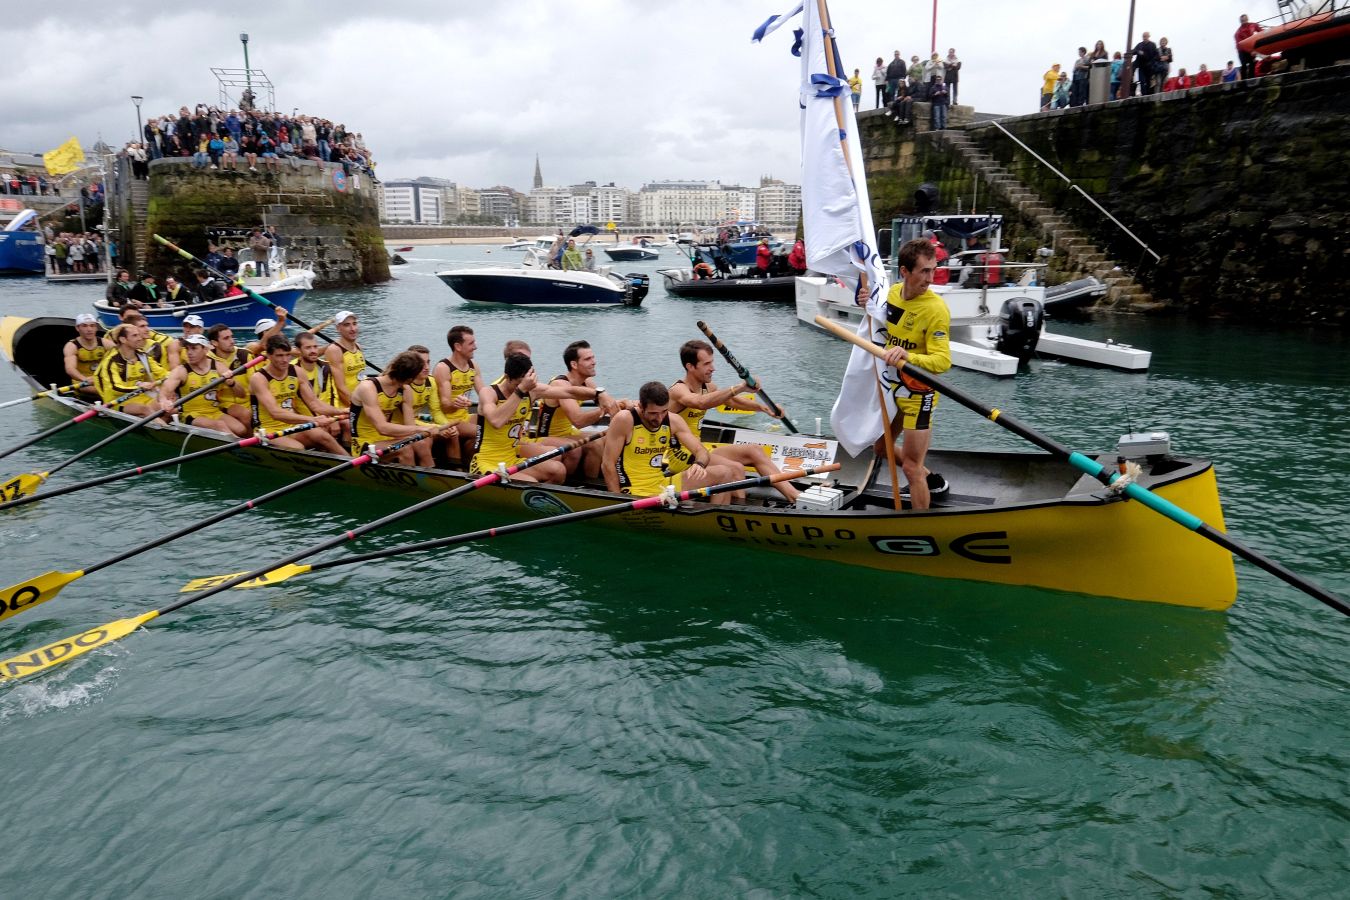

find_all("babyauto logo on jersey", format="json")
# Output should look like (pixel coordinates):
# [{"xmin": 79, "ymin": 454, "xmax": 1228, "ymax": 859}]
[{"xmin": 713, "ymin": 515, "xmax": 1012, "ymax": 563}]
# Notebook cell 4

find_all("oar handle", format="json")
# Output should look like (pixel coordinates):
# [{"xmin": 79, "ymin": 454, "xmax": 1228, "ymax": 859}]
[
  {"xmin": 303, "ymin": 318, "xmax": 336, "ymax": 335},
  {"xmin": 153, "ymin": 234, "xmax": 380, "ymax": 373},
  {"xmin": 696, "ymin": 320, "xmax": 799, "ymax": 433},
  {"xmin": 0, "ymin": 380, "xmax": 91, "ymax": 410}
]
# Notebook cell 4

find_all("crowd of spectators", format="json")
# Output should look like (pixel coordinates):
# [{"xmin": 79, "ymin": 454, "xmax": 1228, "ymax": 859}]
[
  {"xmin": 119, "ymin": 103, "xmax": 377, "ymax": 179},
  {"xmin": 43, "ymin": 229, "xmax": 113, "ymax": 275},
  {"xmin": 867, "ymin": 48, "xmax": 962, "ymax": 129},
  {"xmin": 1, "ymin": 171, "xmax": 63, "ymax": 196},
  {"xmin": 1042, "ymin": 15, "xmax": 1273, "ymax": 111}
]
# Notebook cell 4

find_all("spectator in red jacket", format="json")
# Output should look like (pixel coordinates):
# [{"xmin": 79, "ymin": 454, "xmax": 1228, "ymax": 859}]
[
  {"xmin": 755, "ymin": 239, "xmax": 772, "ymax": 277},
  {"xmin": 1194, "ymin": 63, "xmax": 1214, "ymax": 87},
  {"xmin": 927, "ymin": 232, "xmax": 950, "ymax": 285},
  {"xmin": 787, "ymin": 239, "xmax": 807, "ymax": 274},
  {"xmin": 1164, "ymin": 69, "xmax": 1192, "ymax": 92}
]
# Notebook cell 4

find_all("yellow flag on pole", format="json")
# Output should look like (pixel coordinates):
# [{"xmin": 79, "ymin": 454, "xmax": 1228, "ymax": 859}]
[{"xmin": 43, "ymin": 137, "xmax": 85, "ymax": 176}]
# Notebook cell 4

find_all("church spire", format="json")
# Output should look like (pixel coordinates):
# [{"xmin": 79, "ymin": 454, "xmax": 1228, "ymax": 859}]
[{"xmin": 533, "ymin": 154, "xmax": 543, "ymax": 190}]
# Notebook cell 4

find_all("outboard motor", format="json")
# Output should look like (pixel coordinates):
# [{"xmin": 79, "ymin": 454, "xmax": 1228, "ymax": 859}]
[
  {"xmin": 995, "ymin": 297, "xmax": 1045, "ymax": 361},
  {"xmin": 623, "ymin": 273, "xmax": 650, "ymax": 307}
]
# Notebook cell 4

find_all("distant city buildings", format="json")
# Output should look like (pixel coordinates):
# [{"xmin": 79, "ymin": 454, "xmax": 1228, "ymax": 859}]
[{"xmin": 379, "ymin": 159, "xmax": 801, "ymax": 228}]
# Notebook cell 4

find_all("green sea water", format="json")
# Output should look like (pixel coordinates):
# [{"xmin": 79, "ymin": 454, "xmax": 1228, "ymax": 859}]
[{"xmin": 1, "ymin": 246, "xmax": 1346, "ymax": 897}]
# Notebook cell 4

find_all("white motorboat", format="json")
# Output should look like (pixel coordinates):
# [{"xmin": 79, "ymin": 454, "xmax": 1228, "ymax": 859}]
[
  {"xmin": 603, "ymin": 240, "xmax": 661, "ymax": 261},
  {"xmin": 436, "ymin": 249, "xmax": 651, "ymax": 308},
  {"xmin": 500, "ymin": 236, "xmax": 558, "ymax": 252}
]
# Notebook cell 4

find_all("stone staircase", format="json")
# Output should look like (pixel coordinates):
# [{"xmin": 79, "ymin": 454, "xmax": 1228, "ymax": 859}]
[
  {"xmin": 935, "ymin": 129, "xmax": 1156, "ymax": 309},
  {"xmin": 127, "ymin": 177, "xmax": 149, "ymax": 270}
]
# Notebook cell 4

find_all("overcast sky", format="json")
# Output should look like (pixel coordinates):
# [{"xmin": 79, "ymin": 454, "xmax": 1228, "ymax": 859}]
[{"xmin": 7, "ymin": 1, "xmax": 1262, "ymax": 191}]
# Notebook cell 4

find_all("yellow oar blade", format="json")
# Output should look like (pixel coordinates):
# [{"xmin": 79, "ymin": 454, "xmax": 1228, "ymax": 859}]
[
  {"xmin": 178, "ymin": 563, "xmax": 313, "ymax": 593},
  {"xmin": 0, "ymin": 570, "xmax": 84, "ymax": 623},
  {"xmin": 1, "ymin": 472, "xmax": 48, "ymax": 502},
  {"xmin": 0, "ymin": 612, "xmax": 159, "ymax": 683}
]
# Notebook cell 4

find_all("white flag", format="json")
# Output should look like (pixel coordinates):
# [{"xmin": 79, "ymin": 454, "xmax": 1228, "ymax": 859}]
[{"xmin": 756, "ymin": 1, "xmax": 893, "ymax": 456}]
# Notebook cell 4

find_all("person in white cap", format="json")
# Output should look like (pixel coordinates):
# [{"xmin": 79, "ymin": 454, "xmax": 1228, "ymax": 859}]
[
  {"xmin": 178, "ymin": 314, "xmax": 206, "ymax": 365},
  {"xmin": 158, "ymin": 334, "xmax": 249, "ymax": 437},
  {"xmin": 245, "ymin": 309, "xmax": 287, "ymax": 356},
  {"xmin": 63, "ymin": 313, "xmax": 107, "ymax": 399},
  {"xmin": 322, "ymin": 310, "xmax": 365, "ymax": 408}
]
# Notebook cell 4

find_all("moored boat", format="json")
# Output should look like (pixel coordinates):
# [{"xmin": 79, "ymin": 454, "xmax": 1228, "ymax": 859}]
[
  {"xmin": 435, "ymin": 250, "xmax": 651, "ymax": 308},
  {"xmin": 1, "ymin": 314, "xmax": 1239, "ymax": 610},
  {"xmin": 1238, "ymin": 2, "xmax": 1350, "ymax": 65},
  {"xmin": 91, "ymin": 271, "xmax": 312, "ymax": 330},
  {"xmin": 603, "ymin": 242, "xmax": 661, "ymax": 262},
  {"xmin": 658, "ymin": 267, "xmax": 798, "ymax": 301},
  {"xmin": 0, "ymin": 208, "xmax": 44, "ymax": 275}
]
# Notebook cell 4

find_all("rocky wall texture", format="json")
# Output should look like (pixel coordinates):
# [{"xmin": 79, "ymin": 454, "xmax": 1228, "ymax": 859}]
[
  {"xmin": 142, "ymin": 158, "xmax": 389, "ymax": 288},
  {"xmin": 859, "ymin": 66, "xmax": 1350, "ymax": 324}
]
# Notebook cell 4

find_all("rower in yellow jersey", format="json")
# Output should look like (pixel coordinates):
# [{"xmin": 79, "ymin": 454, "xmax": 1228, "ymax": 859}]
[
  {"xmin": 177, "ymin": 314, "xmax": 207, "ymax": 365},
  {"xmin": 62, "ymin": 313, "xmax": 107, "ymax": 399},
  {"xmin": 469, "ymin": 353, "xmax": 581, "ymax": 483},
  {"xmin": 120, "ymin": 310, "xmax": 180, "ymax": 374},
  {"xmin": 602, "ymin": 381, "xmax": 742, "ymax": 502},
  {"xmin": 668, "ymin": 339, "xmax": 799, "ymax": 503},
  {"xmin": 206, "ymin": 323, "xmax": 254, "ymax": 431},
  {"xmin": 292, "ymin": 331, "xmax": 349, "ymax": 447},
  {"xmin": 349, "ymin": 351, "xmax": 454, "ymax": 466},
  {"xmin": 244, "ymin": 312, "xmax": 287, "ymax": 357},
  {"xmin": 322, "ymin": 310, "xmax": 366, "ymax": 408},
  {"xmin": 535, "ymin": 339, "xmax": 625, "ymax": 479},
  {"xmin": 406, "ymin": 344, "xmax": 456, "ymax": 468},
  {"xmin": 247, "ymin": 335, "xmax": 348, "ymax": 454},
  {"xmin": 93, "ymin": 323, "xmax": 169, "ymax": 416},
  {"xmin": 158, "ymin": 334, "xmax": 248, "ymax": 437},
  {"xmin": 431, "ymin": 324, "xmax": 481, "ymax": 466}
]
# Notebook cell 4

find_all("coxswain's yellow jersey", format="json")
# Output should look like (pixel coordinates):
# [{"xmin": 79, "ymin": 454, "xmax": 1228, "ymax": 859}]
[
  {"xmin": 294, "ymin": 360, "xmax": 335, "ymax": 416},
  {"xmin": 349, "ymin": 376, "xmax": 407, "ymax": 454},
  {"xmin": 437, "ymin": 357, "xmax": 476, "ymax": 424},
  {"xmin": 535, "ymin": 375, "xmax": 580, "ymax": 438},
  {"xmin": 409, "ymin": 378, "xmax": 447, "ymax": 425},
  {"xmin": 211, "ymin": 348, "xmax": 251, "ymax": 409},
  {"xmin": 614, "ymin": 412, "xmax": 682, "ymax": 497},
  {"xmin": 94, "ymin": 350, "xmax": 167, "ymax": 408},
  {"xmin": 335, "ymin": 341, "xmax": 365, "ymax": 404},
  {"xmin": 470, "ymin": 384, "xmax": 530, "ymax": 474},
  {"xmin": 251, "ymin": 365, "xmax": 302, "ymax": 434},
  {"xmin": 179, "ymin": 364, "xmax": 228, "ymax": 422},
  {"xmin": 67, "ymin": 337, "xmax": 108, "ymax": 380},
  {"xmin": 883, "ymin": 285, "xmax": 952, "ymax": 396}
]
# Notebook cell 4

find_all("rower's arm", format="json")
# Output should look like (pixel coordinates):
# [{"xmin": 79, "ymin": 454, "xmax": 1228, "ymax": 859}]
[
  {"xmin": 669, "ymin": 415, "xmax": 713, "ymax": 466},
  {"xmin": 432, "ymin": 362, "xmax": 456, "ymax": 414},
  {"xmin": 601, "ymin": 412, "xmax": 633, "ymax": 493},
  {"xmin": 480, "ymin": 387, "xmax": 520, "ymax": 429},
  {"xmin": 62, "ymin": 342, "xmax": 83, "ymax": 384},
  {"xmin": 158, "ymin": 366, "xmax": 187, "ymax": 407},
  {"xmin": 296, "ymin": 374, "xmax": 341, "ymax": 418},
  {"xmin": 324, "ymin": 344, "xmax": 353, "ymax": 404},
  {"xmin": 670, "ymin": 380, "xmax": 746, "ymax": 412}
]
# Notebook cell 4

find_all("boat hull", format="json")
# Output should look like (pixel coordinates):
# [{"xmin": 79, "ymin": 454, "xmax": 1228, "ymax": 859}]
[
  {"xmin": 603, "ymin": 247, "xmax": 659, "ymax": 261},
  {"xmin": 660, "ymin": 271, "xmax": 797, "ymax": 301},
  {"xmin": 91, "ymin": 285, "xmax": 307, "ymax": 331},
  {"xmin": 0, "ymin": 232, "xmax": 43, "ymax": 275},
  {"xmin": 1, "ymin": 315, "xmax": 1236, "ymax": 610},
  {"xmin": 436, "ymin": 269, "xmax": 632, "ymax": 307}
]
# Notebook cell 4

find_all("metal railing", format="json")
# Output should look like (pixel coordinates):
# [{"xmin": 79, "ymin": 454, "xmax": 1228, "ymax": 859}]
[{"xmin": 989, "ymin": 120, "xmax": 1160, "ymax": 264}]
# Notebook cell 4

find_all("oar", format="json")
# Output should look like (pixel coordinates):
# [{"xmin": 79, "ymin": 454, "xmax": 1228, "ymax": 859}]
[
  {"xmin": 697, "ymin": 320, "xmax": 799, "ymax": 433},
  {"xmin": 0, "ymin": 381, "xmax": 92, "ymax": 411},
  {"xmin": 0, "ymin": 358, "xmax": 263, "ymax": 502},
  {"xmin": 0, "ymin": 408, "xmax": 102, "ymax": 463},
  {"xmin": 184, "ymin": 460, "xmax": 840, "ymax": 592},
  {"xmin": 815, "ymin": 314, "xmax": 1350, "ymax": 617},
  {"xmin": 153, "ymin": 234, "xmax": 381, "ymax": 373},
  {"xmin": 0, "ymin": 460, "xmax": 836, "ymax": 684},
  {"xmin": 0, "ymin": 423, "xmax": 315, "ymax": 512},
  {"xmin": 0, "ymin": 431, "xmax": 425, "ymax": 624},
  {"xmin": 179, "ymin": 432, "xmax": 605, "ymax": 592}
]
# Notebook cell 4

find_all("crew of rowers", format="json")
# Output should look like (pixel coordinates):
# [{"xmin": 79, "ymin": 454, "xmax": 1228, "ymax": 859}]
[{"xmin": 62, "ymin": 311, "xmax": 800, "ymax": 505}]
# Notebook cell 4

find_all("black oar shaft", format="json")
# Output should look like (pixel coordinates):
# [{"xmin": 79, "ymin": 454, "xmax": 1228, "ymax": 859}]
[
  {"xmin": 162, "ymin": 434, "xmax": 601, "ymax": 615},
  {"xmin": 0, "ymin": 409, "xmax": 99, "ymax": 461},
  {"xmin": 41, "ymin": 359, "xmax": 261, "ymax": 482},
  {"xmin": 307, "ymin": 463, "xmax": 835, "ymax": 573},
  {"xmin": 697, "ymin": 320, "xmax": 798, "ymax": 433},
  {"xmin": 0, "ymin": 424, "xmax": 314, "ymax": 511},
  {"xmin": 152, "ymin": 234, "xmax": 380, "ymax": 373}
]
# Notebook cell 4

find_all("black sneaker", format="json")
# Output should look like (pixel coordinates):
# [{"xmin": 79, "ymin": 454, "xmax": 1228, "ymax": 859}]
[{"xmin": 900, "ymin": 472, "xmax": 949, "ymax": 500}]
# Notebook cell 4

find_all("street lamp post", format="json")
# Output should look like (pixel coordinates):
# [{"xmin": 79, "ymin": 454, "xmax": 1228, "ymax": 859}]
[
  {"xmin": 240, "ymin": 33, "xmax": 252, "ymax": 107},
  {"xmin": 131, "ymin": 95, "xmax": 143, "ymax": 143}
]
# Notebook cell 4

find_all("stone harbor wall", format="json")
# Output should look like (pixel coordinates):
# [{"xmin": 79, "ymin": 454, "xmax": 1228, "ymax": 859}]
[
  {"xmin": 140, "ymin": 158, "xmax": 389, "ymax": 288},
  {"xmin": 859, "ymin": 65, "xmax": 1350, "ymax": 324}
]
